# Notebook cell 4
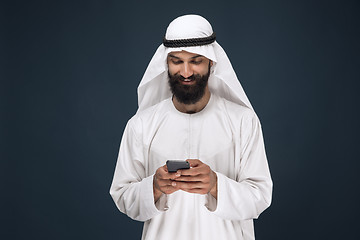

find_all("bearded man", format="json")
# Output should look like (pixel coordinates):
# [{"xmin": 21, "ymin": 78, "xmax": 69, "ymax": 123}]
[{"xmin": 110, "ymin": 15, "xmax": 272, "ymax": 240}]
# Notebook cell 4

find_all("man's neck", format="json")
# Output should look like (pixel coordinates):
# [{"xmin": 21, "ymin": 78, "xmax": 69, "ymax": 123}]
[{"xmin": 172, "ymin": 86, "xmax": 211, "ymax": 114}]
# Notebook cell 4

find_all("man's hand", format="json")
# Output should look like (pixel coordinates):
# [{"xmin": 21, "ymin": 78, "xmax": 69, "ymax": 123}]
[
  {"xmin": 174, "ymin": 159, "xmax": 218, "ymax": 199},
  {"xmin": 153, "ymin": 164, "xmax": 181, "ymax": 202}
]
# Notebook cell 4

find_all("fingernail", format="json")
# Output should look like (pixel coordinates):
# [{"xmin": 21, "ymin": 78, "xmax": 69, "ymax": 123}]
[
  {"xmin": 172, "ymin": 182, "xmax": 176, "ymax": 186},
  {"xmin": 175, "ymin": 173, "xmax": 180, "ymax": 177}
]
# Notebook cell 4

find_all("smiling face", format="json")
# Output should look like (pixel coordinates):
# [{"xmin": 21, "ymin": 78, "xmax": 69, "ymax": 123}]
[{"xmin": 167, "ymin": 51, "xmax": 212, "ymax": 104}]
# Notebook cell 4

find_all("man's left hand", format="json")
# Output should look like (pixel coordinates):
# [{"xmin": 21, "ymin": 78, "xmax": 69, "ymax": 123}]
[{"xmin": 174, "ymin": 159, "xmax": 218, "ymax": 199}]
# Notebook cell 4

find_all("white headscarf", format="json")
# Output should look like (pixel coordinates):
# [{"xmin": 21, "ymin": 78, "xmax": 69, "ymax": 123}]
[{"xmin": 137, "ymin": 14, "xmax": 253, "ymax": 112}]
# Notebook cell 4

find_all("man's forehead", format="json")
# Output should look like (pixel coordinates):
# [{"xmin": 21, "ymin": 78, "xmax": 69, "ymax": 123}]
[{"xmin": 167, "ymin": 50, "xmax": 207, "ymax": 59}]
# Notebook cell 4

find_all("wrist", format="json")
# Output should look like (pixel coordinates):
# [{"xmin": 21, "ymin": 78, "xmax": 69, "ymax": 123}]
[
  {"xmin": 209, "ymin": 172, "xmax": 218, "ymax": 199},
  {"xmin": 153, "ymin": 178, "xmax": 163, "ymax": 202}
]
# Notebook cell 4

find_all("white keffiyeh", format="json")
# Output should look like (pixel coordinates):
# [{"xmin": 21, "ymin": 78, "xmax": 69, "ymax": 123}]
[{"xmin": 137, "ymin": 14, "xmax": 253, "ymax": 112}]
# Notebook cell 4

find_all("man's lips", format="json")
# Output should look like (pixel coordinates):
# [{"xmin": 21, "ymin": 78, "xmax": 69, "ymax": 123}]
[{"xmin": 180, "ymin": 78, "xmax": 196, "ymax": 85}]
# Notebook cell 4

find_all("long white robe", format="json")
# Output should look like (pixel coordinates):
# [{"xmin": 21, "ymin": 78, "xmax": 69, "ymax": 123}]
[{"xmin": 110, "ymin": 94, "xmax": 272, "ymax": 240}]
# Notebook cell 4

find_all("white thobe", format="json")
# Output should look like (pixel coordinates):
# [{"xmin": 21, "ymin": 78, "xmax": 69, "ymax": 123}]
[{"xmin": 110, "ymin": 94, "xmax": 272, "ymax": 240}]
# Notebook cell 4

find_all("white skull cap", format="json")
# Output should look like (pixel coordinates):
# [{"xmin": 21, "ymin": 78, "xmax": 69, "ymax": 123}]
[{"xmin": 165, "ymin": 14, "xmax": 213, "ymax": 40}]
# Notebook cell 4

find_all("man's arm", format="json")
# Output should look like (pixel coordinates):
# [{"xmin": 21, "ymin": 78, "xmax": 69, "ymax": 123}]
[
  {"xmin": 173, "ymin": 113, "xmax": 272, "ymax": 221},
  {"xmin": 210, "ymin": 113, "xmax": 272, "ymax": 220},
  {"xmin": 109, "ymin": 119, "xmax": 164, "ymax": 222}
]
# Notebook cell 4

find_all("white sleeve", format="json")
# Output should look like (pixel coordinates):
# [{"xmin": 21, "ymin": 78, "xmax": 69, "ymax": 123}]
[
  {"xmin": 109, "ymin": 119, "xmax": 164, "ymax": 222},
  {"xmin": 206, "ymin": 113, "xmax": 273, "ymax": 221}
]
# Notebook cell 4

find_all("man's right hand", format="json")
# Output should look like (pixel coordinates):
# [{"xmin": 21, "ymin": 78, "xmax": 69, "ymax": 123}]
[{"xmin": 153, "ymin": 164, "xmax": 181, "ymax": 202}]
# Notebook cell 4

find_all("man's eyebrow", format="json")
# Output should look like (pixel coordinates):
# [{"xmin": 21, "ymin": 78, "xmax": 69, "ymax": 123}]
[
  {"xmin": 190, "ymin": 55, "xmax": 203, "ymax": 59},
  {"xmin": 168, "ymin": 54, "xmax": 180, "ymax": 59},
  {"xmin": 168, "ymin": 54, "xmax": 204, "ymax": 60}
]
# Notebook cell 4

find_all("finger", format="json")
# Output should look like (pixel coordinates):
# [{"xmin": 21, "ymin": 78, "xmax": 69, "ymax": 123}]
[
  {"xmin": 184, "ymin": 160, "xmax": 211, "ymax": 175},
  {"xmin": 178, "ymin": 168, "xmax": 198, "ymax": 176},
  {"xmin": 186, "ymin": 159, "xmax": 202, "ymax": 167},
  {"xmin": 179, "ymin": 166, "xmax": 208, "ymax": 176},
  {"xmin": 175, "ymin": 181, "xmax": 206, "ymax": 190},
  {"xmin": 159, "ymin": 165, "xmax": 175, "ymax": 176},
  {"xmin": 175, "ymin": 174, "xmax": 209, "ymax": 183},
  {"xmin": 181, "ymin": 188, "xmax": 209, "ymax": 195},
  {"xmin": 160, "ymin": 165, "xmax": 170, "ymax": 174},
  {"xmin": 160, "ymin": 185, "xmax": 179, "ymax": 195},
  {"xmin": 156, "ymin": 179, "xmax": 174, "ymax": 187},
  {"xmin": 156, "ymin": 166, "xmax": 167, "ymax": 178},
  {"xmin": 158, "ymin": 169, "xmax": 180, "ymax": 180}
]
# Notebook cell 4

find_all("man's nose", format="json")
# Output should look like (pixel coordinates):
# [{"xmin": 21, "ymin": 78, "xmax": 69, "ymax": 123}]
[{"xmin": 180, "ymin": 63, "xmax": 193, "ymax": 79}]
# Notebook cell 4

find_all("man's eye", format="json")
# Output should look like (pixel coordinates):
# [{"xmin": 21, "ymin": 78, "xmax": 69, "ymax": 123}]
[
  {"xmin": 191, "ymin": 60, "xmax": 202, "ymax": 65},
  {"xmin": 172, "ymin": 60, "xmax": 182, "ymax": 64}
]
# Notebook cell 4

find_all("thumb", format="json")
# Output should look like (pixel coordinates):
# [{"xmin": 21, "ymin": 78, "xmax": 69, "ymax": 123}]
[{"xmin": 186, "ymin": 159, "xmax": 201, "ymax": 167}]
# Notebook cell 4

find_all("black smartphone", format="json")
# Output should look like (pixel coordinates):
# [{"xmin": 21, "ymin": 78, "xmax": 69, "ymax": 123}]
[{"xmin": 166, "ymin": 160, "xmax": 190, "ymax": 172}]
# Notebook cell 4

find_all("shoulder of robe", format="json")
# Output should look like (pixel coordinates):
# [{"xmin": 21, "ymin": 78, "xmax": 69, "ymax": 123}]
[
  {"xmin": 127, "ymin": 99, "xmax": 171, "ymax": 130},
  {"xmin": 218, "ymin": 96, "xmax": 257, "ymax": 121},
  {"xmin": 214, "ymin": 96, "xmax": 261, "ymax": 138}
]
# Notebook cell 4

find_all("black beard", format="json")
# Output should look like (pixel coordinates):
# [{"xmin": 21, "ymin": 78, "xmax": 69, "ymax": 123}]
[{"xmin": 168, "ymin": 67, "xmax": 210, "ymax": 105}]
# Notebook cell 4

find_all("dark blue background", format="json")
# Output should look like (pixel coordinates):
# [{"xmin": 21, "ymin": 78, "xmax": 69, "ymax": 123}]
[{"xmin": 2, "ymin": 0, "xmax": 360, "ymax": 239}]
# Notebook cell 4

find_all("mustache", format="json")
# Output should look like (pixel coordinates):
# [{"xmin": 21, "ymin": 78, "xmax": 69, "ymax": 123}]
[{"xmin": 169, "ymin": 74, "xmax": 199, "ymax": 81}]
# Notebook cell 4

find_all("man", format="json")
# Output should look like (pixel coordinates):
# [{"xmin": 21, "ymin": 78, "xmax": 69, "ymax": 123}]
[{"xmin": 110, "ymin": 15, "xmax": 272, "ymax": 240}]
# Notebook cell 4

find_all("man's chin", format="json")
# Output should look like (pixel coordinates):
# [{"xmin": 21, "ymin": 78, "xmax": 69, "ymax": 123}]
[{"xmin": 173, "ymin": 91, "xmax": 205, "ymax": 105}]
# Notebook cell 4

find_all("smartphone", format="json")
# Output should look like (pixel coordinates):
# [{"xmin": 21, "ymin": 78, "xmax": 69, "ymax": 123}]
[{"xmin": 166, "ymin": 160, "xmax": 190, "ymax": 172}]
